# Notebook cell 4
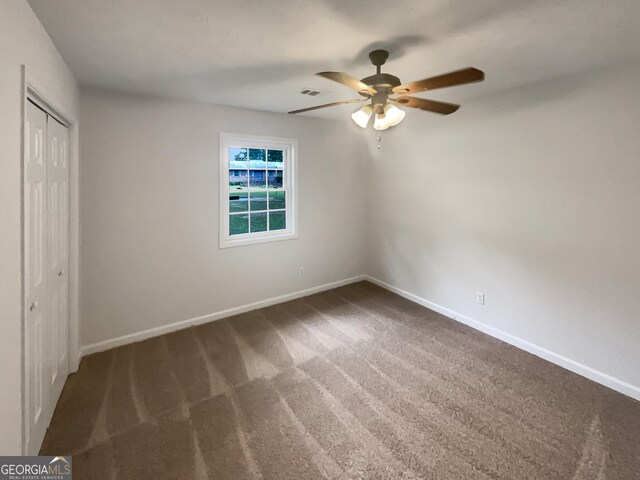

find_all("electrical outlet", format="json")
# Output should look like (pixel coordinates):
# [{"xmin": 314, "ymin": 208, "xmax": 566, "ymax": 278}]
[
  {"xmin": 476, "ymin": 292, "xmax": 485, "ymax": 305},
  {"xmin": 299, "ymin": 267, "xmax": 304, "ymax": 276}
]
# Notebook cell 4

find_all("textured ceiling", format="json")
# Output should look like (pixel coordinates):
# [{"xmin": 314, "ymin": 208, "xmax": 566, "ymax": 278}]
[{"xmin": 28, "ymin": 0, "xmax": 640, "ymax": 118}]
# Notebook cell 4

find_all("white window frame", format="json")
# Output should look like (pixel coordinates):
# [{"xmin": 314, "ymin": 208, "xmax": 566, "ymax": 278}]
[{"xmin": 219, "ymin": 132, "xmax": 298, "ymax": 248}]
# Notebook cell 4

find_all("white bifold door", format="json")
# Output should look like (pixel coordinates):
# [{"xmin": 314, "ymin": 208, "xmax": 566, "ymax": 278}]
[{"xmin": 24, "ymin": 100, "xmax": 70, "ymax": 454}]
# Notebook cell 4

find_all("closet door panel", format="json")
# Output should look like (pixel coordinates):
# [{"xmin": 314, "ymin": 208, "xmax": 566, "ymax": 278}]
[
  {"xmin": 25, "ymin": 101, "xmax": 49, "ymax": 449},
  {"xmin": 46, "ymin": 117, "xmax": 70, "ymax": 392}
]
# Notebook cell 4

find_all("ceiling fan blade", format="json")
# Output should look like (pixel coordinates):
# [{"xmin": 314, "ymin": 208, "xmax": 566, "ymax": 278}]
[
  {"xmin": 288, "ymin": 98, "xmax": 366, "ymax": 114},
  {"xmin": 393, "ymin": 67, "xmax": 484, "ymax": 95},
  {"xmin": 392, "ymin": 96, "xmax": 460, "ymax": 115},
  {"xmin": 316, "ymin": 72, "xmax": 377, "ymax": 95}
]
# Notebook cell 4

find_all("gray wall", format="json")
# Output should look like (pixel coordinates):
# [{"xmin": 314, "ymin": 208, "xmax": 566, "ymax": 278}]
[
  {"xmin": 0, "ymin": 0, "xmax": 79, "ymax": 454},
  {"xmin": 79, "ymin": 88, "xmax": 367, "ymax": 347},
  {"xmin": 365, "ymin": 60, "xmax": 640, "ymax": 390}
]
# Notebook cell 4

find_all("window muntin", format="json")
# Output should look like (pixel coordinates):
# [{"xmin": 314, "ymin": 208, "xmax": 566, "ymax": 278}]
[{"xmin": 220, "ymin": 134, "xmax": 296, "ymax": 248}]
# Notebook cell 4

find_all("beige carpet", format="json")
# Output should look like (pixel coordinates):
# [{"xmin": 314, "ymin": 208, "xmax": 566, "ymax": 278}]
[{"xmin": 41, "ymin": 281, "xmax": 640, "ymax": 479}]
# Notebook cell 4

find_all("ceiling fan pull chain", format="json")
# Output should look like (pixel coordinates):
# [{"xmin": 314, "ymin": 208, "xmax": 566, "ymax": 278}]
[{"xmin": 377, "ymin": 133, "xmax": 382, "ymax": 150}]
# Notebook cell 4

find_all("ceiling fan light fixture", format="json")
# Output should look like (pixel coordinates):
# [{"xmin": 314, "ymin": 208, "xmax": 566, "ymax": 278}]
[
  {"xmin": 351, "ymin": 105, "xmax": 373, "ymax": 128},
  {"xmin": 383, "ymin": 103, "xmax": 405, "ymax": 127},
  {"xmin": 373, "ymin": 113, "xmax": 391, "ymax": 131}
]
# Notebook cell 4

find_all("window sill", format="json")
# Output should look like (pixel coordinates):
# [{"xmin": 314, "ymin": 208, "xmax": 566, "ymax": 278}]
[{"xmin": 219, "ymin": 231, "xmax": 298, "ymax": 249}]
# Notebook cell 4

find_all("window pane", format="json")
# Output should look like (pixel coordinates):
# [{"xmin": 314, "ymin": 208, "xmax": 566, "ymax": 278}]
[
  {"xmin": 249, "ymin": 170, "xmax": 266, "ymax": 188},
  {"xmin": 229, "ymin": 147, "xmax": 247, "ymax": 168},
  {"xmin": 267, "ymin": 150, "xmax": 284, "ymax": 169},
  {"xmin": 268, "ymin": 191, "xmax": 285, "ymax": 210},
  {"xmin": 229, "ymin": 213, "xmax": 249, "ymax": 235},
  {"xmin": 249, "ymin": 191, "xmax": 267, "ymax": 211},
  {"xmin": 229, "ymin": 192, "xmax": 248, "ymax": 213},
  {"xmin": 249, "ymin": 149, "xmax": 266, "ymax": 169},
  {"xmin": 250, "ymin": 212, "xmax": 268, "ymax": 233},
  {"xmin": 229, "ymin": 170, "xmax": 248, "ymax": 190},
  {"xmin": 269, "ymin": 211, "xmax": 286, "ymax": 231},
  {"xmin": 268, "ymin": 170, "xmax": 283, "ymax": 188}
]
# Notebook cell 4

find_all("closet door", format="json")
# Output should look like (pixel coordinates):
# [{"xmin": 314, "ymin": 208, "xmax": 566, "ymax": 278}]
[
  {"xmin": 24, "ymin": 101, "xmax": 70, "ymax": 454},
  {"xmin": 24, "ymin": 101, "xmax": 50, "ymax": 451},
  {"xmin": 46, "ymin": 116, "xmax": 70, "ymax": 400}
]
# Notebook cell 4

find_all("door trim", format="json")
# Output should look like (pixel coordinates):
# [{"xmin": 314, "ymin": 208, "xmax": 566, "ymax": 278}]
[{"xmin": 21, "ymin": 66, "xmax": 80, "ymax": 455}]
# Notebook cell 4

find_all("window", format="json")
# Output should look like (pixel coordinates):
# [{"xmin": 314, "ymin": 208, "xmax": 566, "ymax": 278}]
[{"xmin": 219, "ymin": 133, "xmax": 297, "ymax": 248}]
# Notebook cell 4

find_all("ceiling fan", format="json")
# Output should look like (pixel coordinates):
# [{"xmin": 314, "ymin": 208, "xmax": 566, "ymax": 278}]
[{"xmin": 288, "ymin": 49, "xmax": 485, "ymax": 130}]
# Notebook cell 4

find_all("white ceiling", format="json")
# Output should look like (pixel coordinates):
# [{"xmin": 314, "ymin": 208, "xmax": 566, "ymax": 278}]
[{"xmin": 28, "ymin": 0, "xmax": 640, "ymax": 118}]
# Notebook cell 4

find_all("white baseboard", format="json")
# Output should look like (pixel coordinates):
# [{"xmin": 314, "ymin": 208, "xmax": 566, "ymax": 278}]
[
  {"xmin": 365, "ymin": 275, "xmax": 640, "ymax": 402},
  {"xmin": 79, "ymin": 275, "xmax": 366, "ymax": 359}
]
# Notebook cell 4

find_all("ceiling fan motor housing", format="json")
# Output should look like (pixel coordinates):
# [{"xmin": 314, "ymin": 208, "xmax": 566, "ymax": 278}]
[{"xmin": 361, "ymin": 73, "xmax": 401, "ymax": 90}]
